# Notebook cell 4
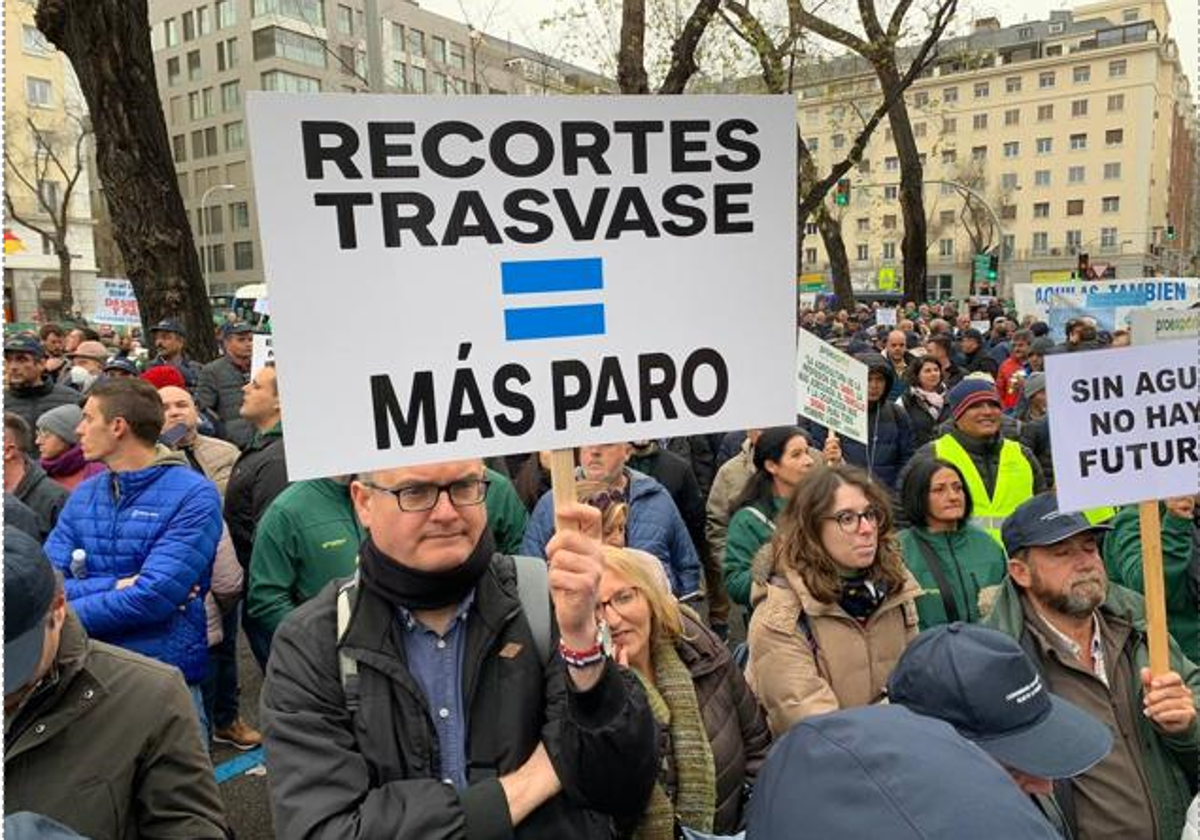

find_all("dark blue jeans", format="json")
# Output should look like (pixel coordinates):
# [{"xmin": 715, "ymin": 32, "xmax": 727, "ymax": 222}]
[
  {"xmin": 202, "ymin": 607, "xmax": 241, "ymax": 730},
  {"xmin": 242, "ymin": 603, "xmax": 275, "ymax": 673}
]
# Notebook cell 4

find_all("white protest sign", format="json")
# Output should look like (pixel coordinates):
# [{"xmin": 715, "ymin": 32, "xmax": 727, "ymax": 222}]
[
  {"xmin": 253, "ymin": 297, "xmax": 270, "ymax": 316},
  {"xmin": 92, "ymin": 278, "xmax": 141, "ymax": 327},
  {"xmin": 1130, "ymin": 309, "xmax": 1200, "ymax": 345},
  {"xmin": 247, "ymin": 93, "xmax": 797, "ymax": 479},
  {"xmin": 970, "ymin": 320, "xmax": 991, "ymax": 334},
  {"xmin": 876, "ymin": 308, "xmax": 897, "ymax": 327},
  {"xmin": 796, "ymin": 329, "xmax": 869, "ymax": 444},
  {"xmin": 251, "ymin": 333, "xmax": 274, "ymax": 377},
  {"xmin": 1046, "ymin": 340, "xmax": 1200, "ymax": 512}
]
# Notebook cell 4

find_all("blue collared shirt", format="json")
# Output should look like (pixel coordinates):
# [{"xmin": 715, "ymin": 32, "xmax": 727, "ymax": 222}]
[{"xmin": 396, "ymin": 591, "xmax": 474, "ymax": 789}]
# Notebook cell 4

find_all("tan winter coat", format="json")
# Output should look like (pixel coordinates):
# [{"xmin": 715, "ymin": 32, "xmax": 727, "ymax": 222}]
[
  {"xmin": 705, "ymin": 439, "xmax": 756, "ymax": 572},
  {"xmin": 190, "ymin": 433, "xmax": 240, "ymax": 496},
  {"xmin": 745, "ymin": 564, "xmax": 921, "ymax": 737}
]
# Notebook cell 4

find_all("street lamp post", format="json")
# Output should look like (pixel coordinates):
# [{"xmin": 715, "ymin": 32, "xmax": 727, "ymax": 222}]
[{"xmin": 199, "ymin": 183, "xmax": 235, "ymax": 299}]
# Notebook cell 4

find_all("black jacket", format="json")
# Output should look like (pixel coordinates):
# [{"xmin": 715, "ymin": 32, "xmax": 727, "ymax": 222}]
[
  {"xmin": 899, "ymin": 390, "xmax": 952, "ymax": 450},
  {"xmin": 196, "ymin": 356, "xmax": 254, "ymax": 448},
  {"xmin": 223, "ymin": 425, "xmax": 288, "ymax": 569},
  {"xmin": 260, "ymin": 555, "xmax": 657, "ymax": 840},
  {"xmin": 5, "ymin": 377, "xmax": 79, "ymax": 454},
  {"xmin": 628, "ymin": 445, "xmax": 708, "ymax": 562}
]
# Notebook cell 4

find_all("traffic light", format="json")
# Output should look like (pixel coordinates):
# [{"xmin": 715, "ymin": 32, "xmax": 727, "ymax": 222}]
[
  {"xmin": 1077, "ymin": 252, "xmax": 1090, "ymax": 278},
  {"xmin": 987, "ymin": 254, "xmax": 999, "ymax": 282},
  {"xmin": 834, "ymin": 179, "xmax": 850, "ymax": 206},
  {"xmin": 1166, "ymin": 224, "xmax": 1177, "ymax": 241}
]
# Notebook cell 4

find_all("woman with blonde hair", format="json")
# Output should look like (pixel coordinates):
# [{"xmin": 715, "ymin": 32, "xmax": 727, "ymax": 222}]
[
  {"xmin": 746, "ymin": 464, "xmax": 920, "ymax": 737},
  {"xmin": 576, "ymin": 479, "xmax": 630, "ymax": 547},
  {"xmin": 598, "ymin": 546, "xmax": 771, "ymax": 837}
]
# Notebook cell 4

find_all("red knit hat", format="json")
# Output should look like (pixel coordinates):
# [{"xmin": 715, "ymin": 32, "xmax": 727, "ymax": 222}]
[{"xmin": 141, "ymin": 365, "xmax": 186, "ymax": 390}]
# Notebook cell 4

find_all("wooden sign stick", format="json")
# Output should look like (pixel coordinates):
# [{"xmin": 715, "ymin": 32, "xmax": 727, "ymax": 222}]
[
  {"xmin": 1138, "ymin": 500, "xmax": 1170, "ymax": 675},
  {"xmin": 549, "ymin": 449, "xmax": 578, "ymax": 533}
]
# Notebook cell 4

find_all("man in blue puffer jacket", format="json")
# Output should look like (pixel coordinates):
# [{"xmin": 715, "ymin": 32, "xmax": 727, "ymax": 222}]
[
  {"xmin": 522, "ymin": 443, "xmax": 701, "ymax": 597},
  {"xmin": 44, "ymin": 379, "xmax": 222, "ymax": 732}
]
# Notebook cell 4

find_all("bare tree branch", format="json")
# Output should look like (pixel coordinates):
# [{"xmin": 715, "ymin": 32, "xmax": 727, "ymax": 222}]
[
  {"xmin": 657, "ymin": 0, "xmax": 722, "ymax": 94},
  {"xmin": 618, "ymin": 0, "xmax": 650, "ymax": 92}
]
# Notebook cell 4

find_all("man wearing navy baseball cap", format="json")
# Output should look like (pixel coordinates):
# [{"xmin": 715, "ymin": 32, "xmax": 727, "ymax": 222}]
[
  {"xmin": 985, "ymin": 493, "xmax": 1200, "ymax": 840},
  {"xmin": 889, "ymin": 623, "xmax": 1113, "ymax": 837},
  {"xmin": 5, "ymin": 526, "xmax": 228, "ymax": 838}
]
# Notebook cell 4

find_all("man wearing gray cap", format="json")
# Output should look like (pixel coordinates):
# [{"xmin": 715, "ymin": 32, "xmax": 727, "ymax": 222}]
[
  {"xmin": 986, "ymin": 493, "xmax": 1200, "ymax": 840},
  {"xmin": 197, "ymin": 322, "xmax": 256, "ymax": 448},
  {"xmin": 4, "ymin": 527, "xmax": 228, "ymax": 839}
]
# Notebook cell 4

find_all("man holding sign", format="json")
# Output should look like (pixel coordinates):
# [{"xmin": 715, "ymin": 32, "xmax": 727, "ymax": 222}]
[
  {"xmin": 260, "ymin": 458, "xmax": 656, "ymax": 838},
  {"xmin": 986, "ymin": 494, "xmax": 1199, "ymax": 840}
]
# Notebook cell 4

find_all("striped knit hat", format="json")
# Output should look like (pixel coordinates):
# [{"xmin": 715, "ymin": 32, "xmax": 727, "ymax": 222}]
[{"xmin": 948, "ymin": 378, "xmax": 1001, "ymax": 421}]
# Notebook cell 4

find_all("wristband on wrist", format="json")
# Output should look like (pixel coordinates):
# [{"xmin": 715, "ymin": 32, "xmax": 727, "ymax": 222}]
[{"xmin": 558, "ymin": 639, "xmax": 606, "ymax": 669}]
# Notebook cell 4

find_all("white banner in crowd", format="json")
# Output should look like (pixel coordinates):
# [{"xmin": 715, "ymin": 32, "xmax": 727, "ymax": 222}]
[
  {"xmin": 795, "ymin": 330, "xmax": 869, "ymax": 444},
  {"xmin": 875, "ymin": 308, "xmax": 897, "ymax": 327},
  {"xmin": 1046, "ymin": 340, "xmax": 1200, "ymax": 512},
  {"xmin": 251, "ymin": 333, "xmax": 274, "ymax": 378},
  {"xmin": 247, "ymin": 93, "xmax": 797, "ymax": 479},
  {"xmin": 1014, "ymin": 278, "xmax": 1200, "ymax": 339},
  {"xmin": 1130, "ymin": 309, "xmax": 1200, "ymax": 345},
  {"xmin": 91, "ymin": 278, "xmax": 141, "ymax": 327}
]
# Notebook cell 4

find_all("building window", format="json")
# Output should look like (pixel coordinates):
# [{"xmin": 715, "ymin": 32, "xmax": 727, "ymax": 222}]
[
  {"xmin": 1035, "ymin": 137, "xmax": 1052, "ymax": 155},
  {"xmin": 883, "ymin": 215, "xmax": 898, "ymax": 230},
  {"xmin": 939, "ymin": 210, "xmax": 956, "ymax": 226},
  {"xmin": 912, "ymin": 91, "xmax": 929, "ymax": 107},
  {"xmin": 187, "ymin": 49, "xmax": 202, "ymax": 81},
  {"xmin": 1102, "ymin": 195, "xmax": 1120, "ymax": 213},
  {"xmin": 858, "ymin": 159, "xmax": 871, "ymax": 174},
  {"xmin": 1108, "ymin": 59, "xmax": 1127, "ymax": 77},
  {"xmin": 217, "ymin": 37, "xmax": 238, "ymax": 70},
  {"xmin": 410, "ymin": 66, "xmax": 426, "ymax": 93},
  {"xmin": 165, "ymin": 18, "xmax": 179, "ymax": 47},
  {"xmin": 1066, "ymin": 230, "xmax": 1082, "ymax": 250},
  {"xmin": 914, "ymin": 122, "xmax": 927, "ymax": 138},
  {"xmin": 183, "ymin": 11, "xmax": 196, "ymax": 41},
  {"xmin": 1047, "ymin": 45, "xmax": 1063, "ymax": 56},
  {"xmin": 1104, "ymin": 162, "xmax": 1122, "ymax": 180},
  {"xmin": 204, "ymin": 126, "xmax": 218, "ymax": 156},
  {"xmin": 1018, "ymin": 25, "xmax": 1033, "ymax": 39},
  {"xmin": 188, "ymin": 91, "xmax": 201, "ymax": 119},
  {"xmin": 974, "ymin": 81, "xmax": 989, "ymax": 98},
  {"xmin": 971, "ymin": 145, "xmax": 987, "ymax": 161},
  {"xmin": 1001, "ymin": 234, "xmax": 1015, "ymax": 258},
  {"xmin": 829, "ymin": 133, "xmax": 844, "ymax": 149},
  {"xmin": 408, "ymin": 28, "xmax": 425, "ymax": 57},
  {"xmin": 203, "ymin": 87, "xmax": 215, "ymax": 116},
  {"xmin": 1037, "ymin": 104, "xmax": 1054, "ymax": 121},
  {"xmin": 1034, "ymin": 202, "xmax": 1050, "ymax": 218},
  {"xmin": 941, "ymin": 149, "xmax": 957, "ymax": 165},
  {"xmin": 939, "ymin": 238, "xmax": 954, "ymax": 257},
  {"xmin": 856, "ymin": 244, "xmax": 869, "ymax": 262},
  {"xmin": 1073, "ymin": 65, "xmax": 1091, "ymax": 83},
  {"xmin": 198, "ymin": 6, "xmax": 212, "ymax": 36},
  {"xmin": 1107, "ymin": 93, "xmax": 1125, "ymax": 112},
  {"xmin": 336, "ymin": 4, "xmax": 353, "ymax": 34},
  {"xmin": 254, "ymin": 26, "xmax": 327, "ymax": 68},
  {"xmin": 804, "ymin": 247, "xmax": 818, "ymax": 265},
  {"xmin": 805, "ymin": 222, "xmax": 818, "ymax": 235},
  {"xmin": 942, "ymin": 117, "xmax": 957, "ymax": 134},
  {"xmin": 392, "ymin": 60, "xmax": 407, "ymax": 90},
  {"xmin": 1068, "ymin": 165, "xmax": 1086, "ymax": 183},
  {"xmin": 1005, "ymin": 76, "xmax": 1022, "ymax": 93},
  {"xmin": 1071, "ymin": 99, "xmax": 1088, "ymax": 117},
  {"xmin": 1035, "ymin": 169, "xmax": 1051, "ymax": 187},
  {"xmin": 450, "ymin": 41, "xmax": 467, "ymax": 71},
  {"xmin": 22, "ymin": 25, "xmax": 50, "ymax": 55},
  {"xmin": 884, "ymin": 185, "xmax": 899, "ymax": 200},
  {"xmin": 220, "ymin": 80, "xmax": 239, "ymax": 111},
  {"xmin": 167, "ymin": 57, "xmax": 181, "ymax": 86},
  {"xmin": 192, "ymin": 129, "xmax": 205, "ymax": 159},
  {"xmin": 885, "ymin": 156, "xmax": 899, "ymax": 172},
  {"xmin": 26, "ymin": 76, "xmax": 52, "ymax": 106},
  {"xmin": 224, "ymin": 121, "xmax": 245, "ymax": 151},
  {"xmin": 1105, "ymin": 128, "xmax": 1124, "ymax": 146},
  {"xmin": 1000, "ymin": 204, "xmax": 1017, "ymax": 220},
  {"xmin": 1067, "ymin": 199, "xmax": 1084, "ymax": 216},
  {"xmin": 252, "ymin": 0, "xmax": 325, "ymax": 26},
  {"xmin": 233, "ymin": 240, "xmax": 254, "ymax": 270},
  {"xmin": 172, "ymin": 134, "xmax": 187, "ymax": 162},
  {"xmin": 1070, "ymin": 133, "xmax": 1087, "ymax": 150},
  {"xmin": 1032, "ymin": 232, "xmax": 1048, "ymax": 252},
  {"xmin": 431, "ymin": 36, "xmax": 447, "ymax": 64},
  {"xmin": 1100, "ymin": 227, "xmax": 1118, "ymax": 248},
  {"xmin": 973, "ymin": 113, "xmax": 988, "ymax": 131},
  {"xmin": 1039, "ymin": 71, "xmax": 1056, "ymax": 88},
  {"xmin": 883, "ymin": 242, "xmax": 896, "ymax": 260},
  {"xmin": 1001, "ymin": 173, "xmax": 1019, "ymax": 191},
  {"xmin": 1122, "ymin": 7, "xmax": 1138, "ymax": 21},
  {"xmin": 1003, "ymin": 108, "xmax": 1019, "ymax": 126},
  {"xmin": 229, "ymin": 201, "xmax": 250, "ymax": 229},
  {"xmin": 1003, "ymin": 141, "xmax": 1019, "ymax": 158},
  {"xmin": 261, "ymin": 69, "xmax": 322, "ymax": 92},
  {"xmin": 337, "ymin": 44, "xmax": 356, "ymax": 75},
  {"xmin": 217, "ymin": 0, "xmax": 236, "ymax": 28},
  {"xmin": 943, "ymin": 86, "xmax": 958, "ymax": 103}
]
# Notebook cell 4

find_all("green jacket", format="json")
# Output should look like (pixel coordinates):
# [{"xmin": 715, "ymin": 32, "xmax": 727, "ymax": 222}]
[
  {"xmin": 1104, "ymin": 504, "xmax": 1200, "ymax": 664},
  {"xmin": 485, "ymin": 467, "xmax": 528, "ymax": 556},
  {"xmin": 898, "ymin": 525, "xmax": 1007, "ymax": 629},
  {"xmin": 724, "ymin": 498, "xmax": 783, "ymax": 608},
  {"xmin": 985, "ymin": 578, "xmax": 1200, "ymax": 840},
  {"xmin": 248, "ymin": 478, "xmax": 364, "ymax": 634}
]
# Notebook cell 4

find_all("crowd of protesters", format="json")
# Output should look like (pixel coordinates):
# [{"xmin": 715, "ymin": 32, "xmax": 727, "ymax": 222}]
[{"xmin": 5, "ymin": 295, "xmax": 1200, "ymax": 840}]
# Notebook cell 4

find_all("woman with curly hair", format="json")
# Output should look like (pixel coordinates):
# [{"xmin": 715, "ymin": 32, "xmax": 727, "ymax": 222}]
[{"xmin": 745, "ymin": 464, "xmax": 921, "ymax": 737}]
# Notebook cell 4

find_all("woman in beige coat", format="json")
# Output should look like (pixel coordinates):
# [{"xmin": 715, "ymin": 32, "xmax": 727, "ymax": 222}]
[{"xmin": 746, "ymin": 464, "xmax": 921, "ymax": 737}]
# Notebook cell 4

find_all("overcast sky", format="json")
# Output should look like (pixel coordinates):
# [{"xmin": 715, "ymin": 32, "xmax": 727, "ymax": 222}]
[{"xmin": 419, "ymin": 0, "xmax": 1198, "ymax": 95}]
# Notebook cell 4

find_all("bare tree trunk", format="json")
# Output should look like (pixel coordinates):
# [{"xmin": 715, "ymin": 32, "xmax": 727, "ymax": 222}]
[
  {"xmin": 817, "ymin": 206, "xmax": 853, "ymax": 306},
  {"xmin": 36, "ymin": 0, "xmax": 217, "ymax": 360},
  {"xmin": 618, "ymin": 0, "xmax": 651, "ymax": 94},
  {"xmin": 55, "ymin": 242, "xmax": 74, "ymax": 315},
  {"xmin": 878, "ymin": 61, "xmax": 928, "ymax": 303}
]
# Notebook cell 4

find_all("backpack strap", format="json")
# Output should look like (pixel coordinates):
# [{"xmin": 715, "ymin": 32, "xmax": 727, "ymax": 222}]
[
  {"xmin": 743, "ymin": 505, "xmax": 777, "ymax": 532},
  {"xmin": 336, "ymin": 572, "xmax": 361, "ymax": 712},
  {"xmin": 912, "ymin": 534, "xmax": 961, "ymax": 623},
  {"xmin": 511, "ymin": 555, "xmax": 552, "ymax": 666}
]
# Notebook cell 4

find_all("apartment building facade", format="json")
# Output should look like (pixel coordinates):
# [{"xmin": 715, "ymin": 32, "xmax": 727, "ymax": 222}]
[
  {"xmin": 147, "ymin": 0, "xmax": 612, "ymax": 297},
  {"xmin": 3, "ymin": 0, "xmax": 101, "ymax": 322},
  {"xmin": 796, "ymin": 0, "xmax": 1197, "ymax": 298}
]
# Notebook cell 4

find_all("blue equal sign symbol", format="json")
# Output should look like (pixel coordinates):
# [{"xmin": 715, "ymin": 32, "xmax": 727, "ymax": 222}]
[{"xmin": 501, "ymin": 257, "xmax": 606, "ymax": 341}]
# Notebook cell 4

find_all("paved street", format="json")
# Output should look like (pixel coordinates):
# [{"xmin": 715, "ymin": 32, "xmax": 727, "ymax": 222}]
[{"xmin": 212, "ymin": 634, "xmax": 272, "ymax": 840}]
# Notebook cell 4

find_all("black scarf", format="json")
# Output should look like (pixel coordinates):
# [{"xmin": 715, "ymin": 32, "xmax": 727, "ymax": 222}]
[
  {"xmin": 358, "ymin": 529, "xmax": 495, "ymax": 611},
  {"xmin": 839, "ymin": 572, "xmax": 889, "ymax": 622}
]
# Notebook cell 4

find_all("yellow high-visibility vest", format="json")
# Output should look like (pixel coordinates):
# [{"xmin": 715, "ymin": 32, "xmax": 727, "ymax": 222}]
[{"xmin": 935, "ymin": 435, "xmax": 1035, "ymax": 545}]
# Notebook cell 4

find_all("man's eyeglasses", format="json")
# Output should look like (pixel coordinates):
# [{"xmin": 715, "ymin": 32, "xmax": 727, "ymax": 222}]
[
  {"xmin": 823, "ymin": 506, "xmax": 881, "ymax": 535},
  {"xmin": 362, "ymin": 478, "xmax": 490, "ymax": 512},
  {"xmin": 595, "ymin": 586, "xmax": 640, "ymax": 618}
]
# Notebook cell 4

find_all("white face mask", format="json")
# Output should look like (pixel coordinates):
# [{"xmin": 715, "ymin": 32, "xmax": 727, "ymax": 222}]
[{"xmin": 70, "ymin": 366, "xmax": 98, "ymax": 390}]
